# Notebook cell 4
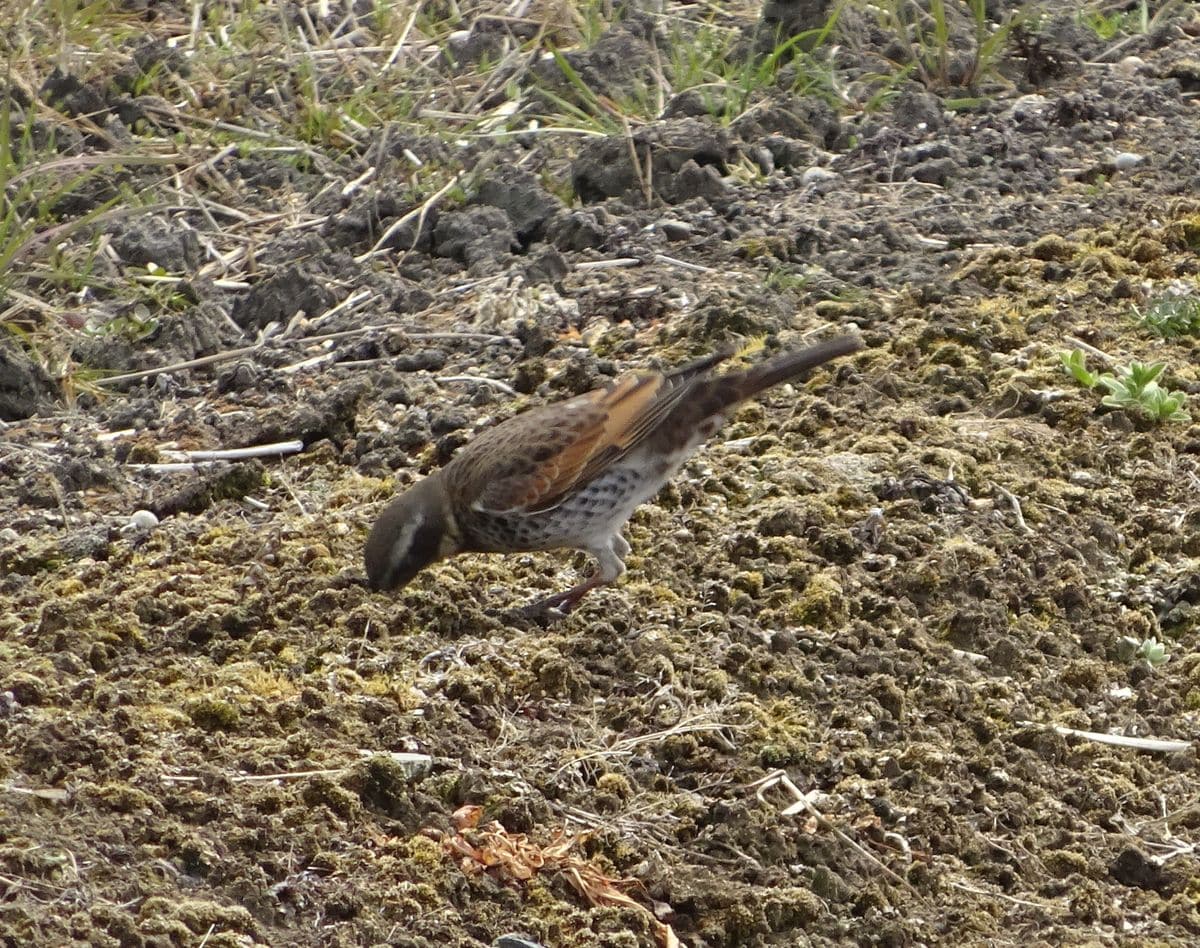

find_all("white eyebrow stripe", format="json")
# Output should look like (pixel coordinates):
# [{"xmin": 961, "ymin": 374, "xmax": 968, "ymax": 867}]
[{"xmin": 387, "ymin": 511, "xmax": 425, "ymax": 578}]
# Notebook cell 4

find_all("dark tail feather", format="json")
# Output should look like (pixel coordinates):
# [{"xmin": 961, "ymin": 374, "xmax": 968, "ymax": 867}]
[
  {"xmin": 665, "ymin": 346, "xmax": 738, "ymax": 383},
  {"xmin": 736, "ymin": 334, "xmax": 862, "ymax": 398}
]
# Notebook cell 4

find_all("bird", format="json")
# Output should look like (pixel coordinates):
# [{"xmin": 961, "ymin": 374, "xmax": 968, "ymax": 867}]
[{"xmin": 364, "ymin": 334, "xmax": 862, "ymax": 618}]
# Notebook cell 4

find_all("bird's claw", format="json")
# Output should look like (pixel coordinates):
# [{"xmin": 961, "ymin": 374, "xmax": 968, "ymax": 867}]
[
  {"xmin": 514, "ymin": 598, "xmax": 573, "ymax": 624},
  {"xmin": 502, "ymin": 591, "xmax": 580, "ymax": 625}
]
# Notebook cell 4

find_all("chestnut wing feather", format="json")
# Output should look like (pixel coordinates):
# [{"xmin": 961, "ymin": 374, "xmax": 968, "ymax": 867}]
[{"xmin": 459, "ymin": 370, "xmax": 697, "ymax": 514}]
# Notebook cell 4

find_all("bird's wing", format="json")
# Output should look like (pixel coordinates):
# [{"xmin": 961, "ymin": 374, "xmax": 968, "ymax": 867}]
[{"xmin": 461, "ymin": 367, "xmax": 705, "ymax": 514}]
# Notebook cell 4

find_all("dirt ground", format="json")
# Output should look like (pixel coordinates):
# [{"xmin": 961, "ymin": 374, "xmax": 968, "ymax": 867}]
[{"xmin": 3, "ymin": 1, "xmax": 1200, "ymax": 946}]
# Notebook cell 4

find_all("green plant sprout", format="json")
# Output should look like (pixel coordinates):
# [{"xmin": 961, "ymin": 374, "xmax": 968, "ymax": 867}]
[
  {"xmin": 1061, "ymin": 352, "xmax": 1190, "ymax": 423},
  {"xmin": 1097, "ymin": 361, "xmax": 1190, "ymax": 423},
  {"xmin": 1131, "ymin": 292, "xmax": 1200, "ymax": 339},
  {"xmin": 1059, "ymin": 349, "xmax": 1098, "ymax": 388},
  {"xmin": 1118, "ymin": 635, "xmax": 1168, "ymax": 668}
]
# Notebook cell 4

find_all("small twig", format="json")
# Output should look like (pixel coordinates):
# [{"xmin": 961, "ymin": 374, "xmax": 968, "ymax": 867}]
[
  {"xmin": 653, "ymin": 253, "xmax": 718, "ymax": 274},
  {"xmin": 97, "ymin": 323, "xmax": 517, "ymax": 388},
  {"xmin": 575, "ymin": 258, "xmax": 642, "ymax": 271},
  {"xmin": 282, "ymin": 325, "xmax": 519, "ymax": 347},
  {"xmin": 124, "ymin": 461, "xmax": 226, "ymax": 472},
  {"xmin": 125, "ymin": 440, "xmax": 305, "ymax": 472},
  {"xmin": 273, "ymin": 465, "xmax": 309, "ymax": 517},
  {"xmin": 160, "ymin": 752, "xmax": 435, "ymax": 785},
  {"xmin": 308, "ymin": 288, "xmax": 374, "ymax": 331},
  {"xmin": 358, "ymin": 172, "xmax": 464, "ymax": 263},
  {"xmin": 95, "ymin": 341, "xmax": 267, "ymax": 387},
  {"xmin": 2, "ymin": 784, "xmax": 70, "ymax": 803},
  {"xmin": 1026, "ymin": 722, "xmax": 1191, "ymax": 754},
  {"xmin": 951, "ymin": 647, "xmax": 989, "ymax": 665},
  {"xmin": 750, "ymin": 770, "xmax": 921, "ymax": 896},
  {"xmin": 911, "ymin": 233, "xmax": 949, "ymax": 249},
  {"xmin": 341, "ymin": 165, "xmax": 376, "ymax": 196},
  {"xmin": 434, "ymin": 375, "xmax": 517, "ymax": 395},
  {"xmin": 946, "ymin": 879, "xmax": 1053, "ymax": 910},
  {"xmin": 1063, "ymin": 335, "xmax": 1113, "ymax": 363},
  {"xmin": 160, "ymin": 440, "xmax": 305, "ymax": 463},
  {"xmin": 278, "ymin": 353, "xmax": 336, "ymax": 374},
  {"xmin": 384, "ymin": 3, "xmax": 421, "ymax": 69},
  {"xmin": 993, "ymin": 484, "xmax": 1033, "ymax": 535},
  {"xmin": 161, "ymin": 767, "xmax": 349, "ymax": 784},
  {"xmin": 554, "ymin": 717, "xmax": 746, "ymax": 780}
]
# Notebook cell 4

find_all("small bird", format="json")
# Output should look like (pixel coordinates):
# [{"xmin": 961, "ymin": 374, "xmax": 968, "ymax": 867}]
[{"xmin": 365, "ymin": 335, "xmax": 861, "ymax": 617}]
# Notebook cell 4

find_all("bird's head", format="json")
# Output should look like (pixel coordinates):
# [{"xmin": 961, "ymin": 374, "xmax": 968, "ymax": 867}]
[{"xmin": 364, "ymin": 474, "xmax": 457, "ymax": 592}]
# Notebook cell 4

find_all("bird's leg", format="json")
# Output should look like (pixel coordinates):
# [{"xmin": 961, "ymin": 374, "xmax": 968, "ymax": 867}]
[{"xmin": 519, "ymin": 535, "xmax": 628, "ymax": 620}]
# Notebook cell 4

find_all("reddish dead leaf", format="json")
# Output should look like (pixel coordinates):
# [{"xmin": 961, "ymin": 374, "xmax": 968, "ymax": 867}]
[
  {"xmin": 441, "ymin": 819, "xmax": 679, "ymax": 948},
  {"xmin": 452, "ymin": 804, "xmax": 483, "ymax": 829}
]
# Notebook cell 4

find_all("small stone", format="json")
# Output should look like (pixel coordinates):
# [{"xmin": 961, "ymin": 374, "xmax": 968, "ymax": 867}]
[
  {"xmin": 128, "ymin": 509, "xmax": 159, "ymax": 531},
  {"xmin": 495, "ymin": 937, "xmax": 546, "ymax": 948},
  {"xmin": 801, "ymin": 166, "xmax": 838, "ymax": 186},
  {"xmin": 375, "ymin": 752, "xmax": 434, "ymax": 780},
  {"xmin": 750, "ymin": 146, "xmax": 774, "ymax": 175},
  {"xmin": 1113, "ymin": 152, "xmax": 1145, "ymax": 171},
  {"xmin": 1009, "ymin": 94, "xmax": 1049, "ymax": 117},
  {"xmin": 1118, "ymin": 56, "xmax": 1146, "ymax": 75},
  {"xmin": 910, "ymin": 157, "xmax": 957, "ymax": 186},
  {"xmin": 658, "ymin": 219, "xmax": 693, "ymax": 241}
]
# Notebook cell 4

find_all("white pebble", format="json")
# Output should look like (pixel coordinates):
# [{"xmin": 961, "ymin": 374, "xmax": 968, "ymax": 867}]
[
  {"xmin": 1113, "ymin": 152, "xmax": 1144, "ymax": 171},
  {"xmin": 801, "ymin": 166, "xmax": 838, "ymax": 186},
  {"xmin": 128, "ymin": 509, "xmax": 160, "ymax": 531}
]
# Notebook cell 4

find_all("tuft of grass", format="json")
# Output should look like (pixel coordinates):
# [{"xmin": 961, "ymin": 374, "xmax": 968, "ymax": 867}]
[
  {"xmin": 533, "ymin": 5, "xmax": 845, "ymax": 134},
  {"xmin": 0, "ymin": 100, "xmax": 130, "ymax": 310},
  {"xmin": 1077, "ymin": 1, "xmax": 1149, "ymax": 40},
  {"xmin": 682, "ymin": 10, "xmax": 845, "ymax": 124},
  {"xmin": 765, "ymin": 267, "xmax": 812, "ymax": 294},
  {"xmin": 875, "ymin": 0, "xmax": 1028, "ymax": 92}
]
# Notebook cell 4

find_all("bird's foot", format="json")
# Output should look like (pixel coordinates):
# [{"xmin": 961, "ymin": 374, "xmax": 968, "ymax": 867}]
[
  {"xmin": 513, "ymin": 590, "xmax": 578, "ymax": 625},
  {"xmin": 512, "ymin": 602, "xmax": 569, "ymax": 625},
  {"xmin": 509, "ymin": 577, "xmax": 603, "ymax": 625}
]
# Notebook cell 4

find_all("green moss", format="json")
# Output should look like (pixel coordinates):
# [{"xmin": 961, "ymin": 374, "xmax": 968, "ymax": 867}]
[
  {"xmin": 1029, "ymin": 234, "xmax": 1076, "ymax": 261},
  {"xmin": 594, "ymin": 772, "xmax": 632, "ymax": 799},
  {"xmin": 186, "ymin": 697, "xmax": 241, "ymax": 731},
  {"xmin": 763, "ymin": 887, "xmax": 824, "ymax": 930},
  {"xmin": 943, "ymin": 536, "xmax": 998, "ymax": 571},
  {"xmin": 758, "ymin": 742, "xmax": 804, "ymax": 768},
  {"xmin": 697, "ymin": 668, "xmax": 730, "ymax": 699},
  {"xmin": 731, "ymin": 570, "xmax": 763, "ymax": 596},
  {"xmin": 1076, "ymin": 248, "xmax": 1130, "ymax": 277},
  {"xmin": 1163, "ymin": 213, "xmax": 1200, "ymax": 250},
  {"xmin": 1044, "ymin": 848, "xmax": 1091, "ymax": 878},
  {"xmin": 734, "ymin": 234, "xmax": 791, "ymax": 260},
  {"xmin": 788, "ymin": 570, "xmax": 847, "ymax": 628},
  {"xmin": 300, "ymin": 776, "xmax": 362, "ymax": 819},
  {"xmin": 722, "ymin": 900, "xmax": 761, "ymax": 941},
  {"xmin": 632, "ymin": 582, "xmax": 683, "ymax": 608}
]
